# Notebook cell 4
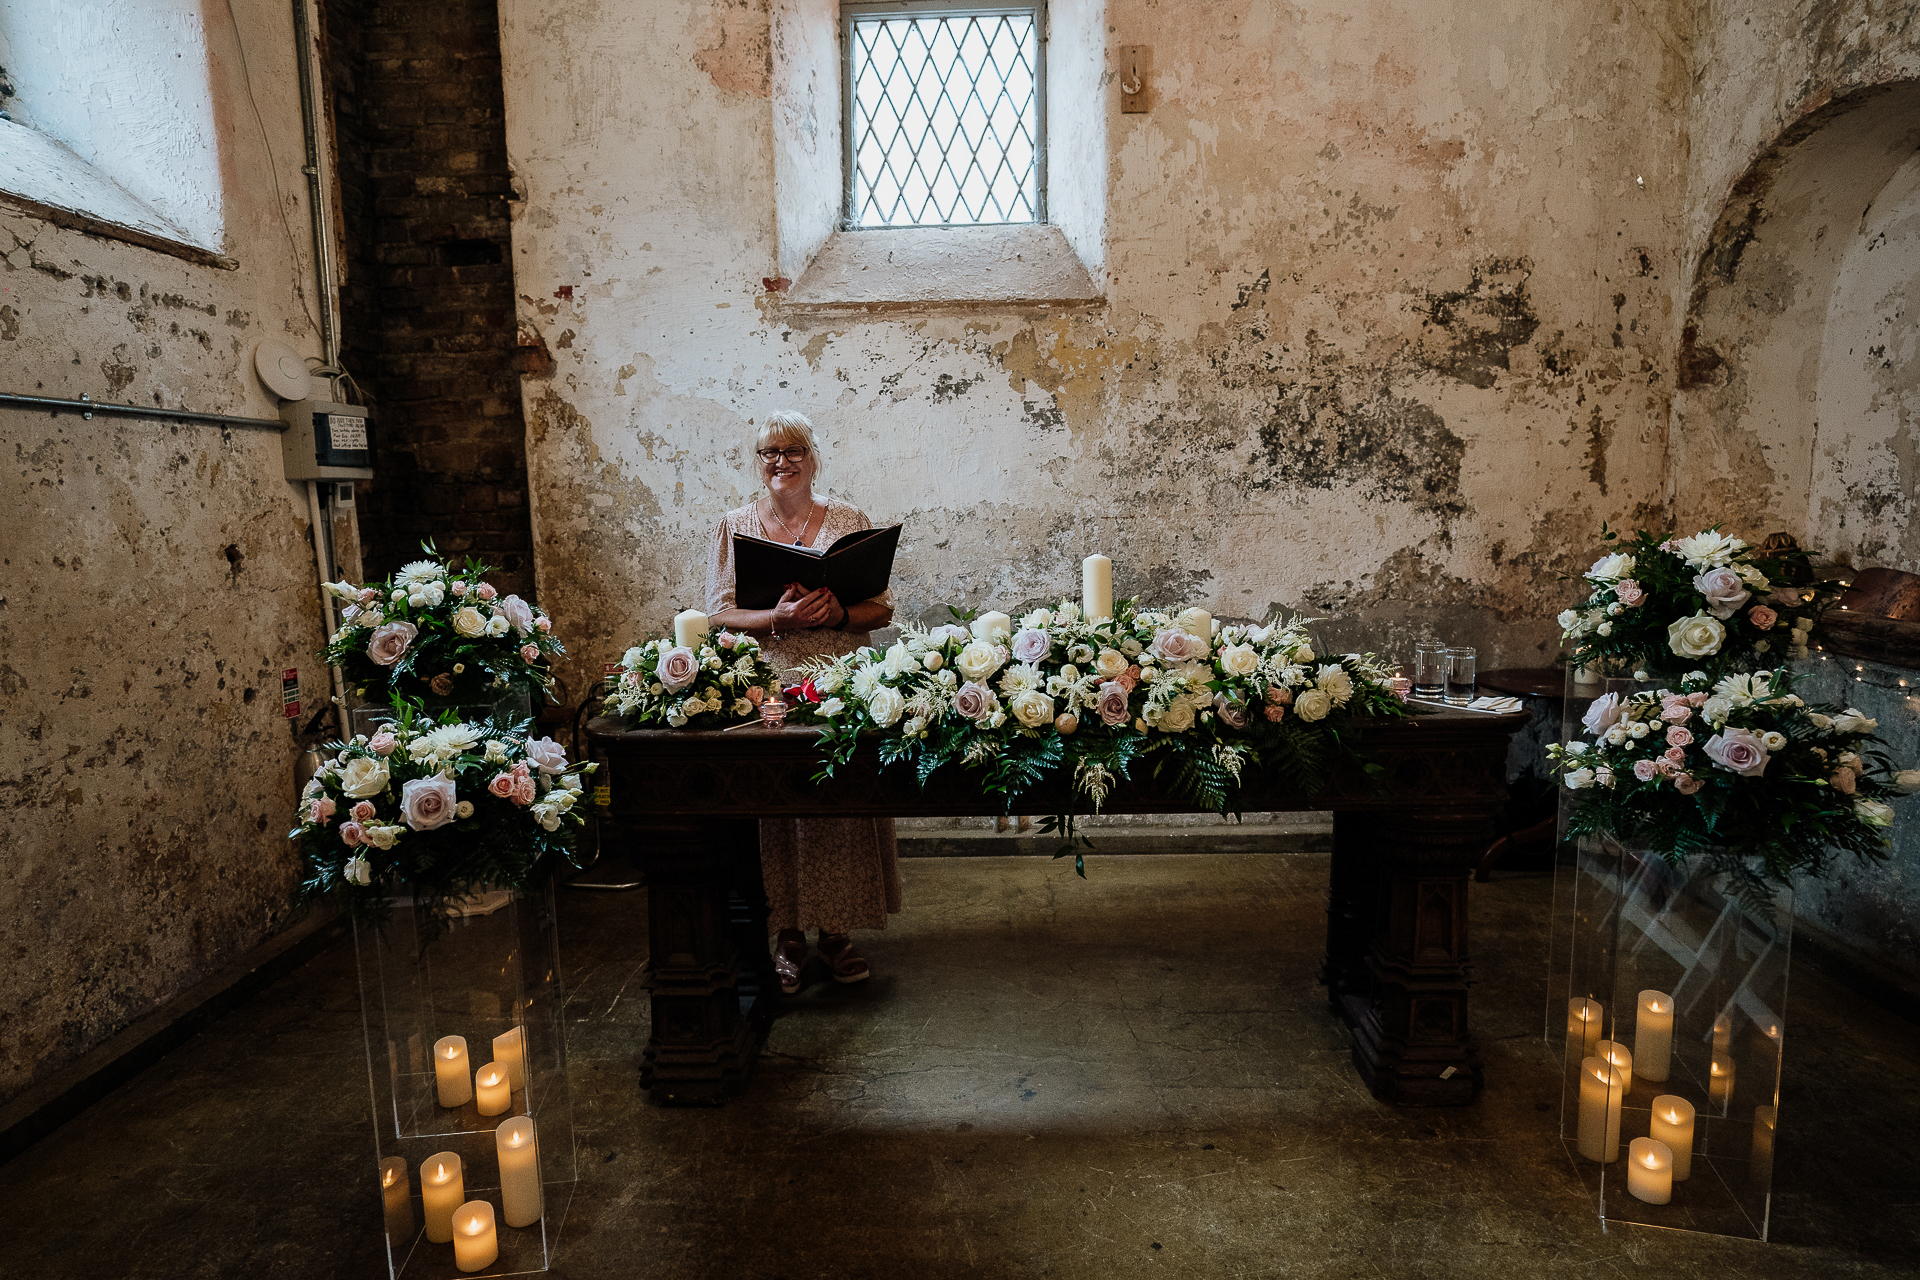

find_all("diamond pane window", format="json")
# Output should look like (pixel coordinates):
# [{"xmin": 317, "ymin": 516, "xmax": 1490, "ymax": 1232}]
[{"xmin": 844, "ymin": 3, "xmax": 1044, "ymax": 228}]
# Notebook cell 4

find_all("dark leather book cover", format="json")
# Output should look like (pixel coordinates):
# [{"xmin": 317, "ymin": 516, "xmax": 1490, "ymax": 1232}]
[{"xmin": 731, "ymin": 525, "xmax": 902, "ymax": 610}]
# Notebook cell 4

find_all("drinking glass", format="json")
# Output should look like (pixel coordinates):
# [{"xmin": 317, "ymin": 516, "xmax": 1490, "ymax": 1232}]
[
  {"xmin": 1414, "ymin": 643, "xmax": 1446, "ymax": 699},
  {"xmin": 1444, "ymin": 647, "xmax": 1477, "ymax": 706}
]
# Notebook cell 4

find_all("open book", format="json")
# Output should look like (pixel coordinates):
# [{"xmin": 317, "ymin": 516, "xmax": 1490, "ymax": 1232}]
[{"xmin": 731, "ymin": 525, "xmax": 901, "ymax": 611}]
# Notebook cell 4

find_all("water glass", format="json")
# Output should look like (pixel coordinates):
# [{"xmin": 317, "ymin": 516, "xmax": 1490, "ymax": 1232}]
[
  {"xmin": 1444, "ymin": 647, "xmax": 1477, "ymax": 706},
  {"xmin": 1413, "ymin": 643, "xmax": 1446, "ymax": 698}
]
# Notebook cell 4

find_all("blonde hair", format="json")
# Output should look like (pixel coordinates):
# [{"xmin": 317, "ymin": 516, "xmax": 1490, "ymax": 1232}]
[{"xmin": 753, "ymin": 412, "xmax": 819, "ymax": 476}]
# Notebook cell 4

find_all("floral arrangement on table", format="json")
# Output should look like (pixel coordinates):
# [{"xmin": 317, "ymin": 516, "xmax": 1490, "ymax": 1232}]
[
  {"xmin": 290, "ymin": 700, "xmax": 595, "ymax": 922},
  {"xmin": 322, "ymin": 544, "xmax": 565, "ymax": 705},
  {"xmin": 1557, "ymin": 525, "xmax": 1843, "ymax": 680},
  {"xmin": 787, "ymin": 599, "xmax": 1406, "ymax": 865},
  {"xmin": 606, "ymin": 629, "xmax": 783, "ymax": 727},
  {"xmin": 1548, "ymin": 668, "xmax": 1916, "ymax": 902}
]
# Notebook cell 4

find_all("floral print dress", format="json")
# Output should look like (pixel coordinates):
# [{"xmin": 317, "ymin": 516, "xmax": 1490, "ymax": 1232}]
[{"xmin": 705, "ymin": 496, "xmax": 902, "ymax": 932}]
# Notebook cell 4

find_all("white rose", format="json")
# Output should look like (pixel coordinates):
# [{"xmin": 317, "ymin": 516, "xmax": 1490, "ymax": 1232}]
[
  {"xmin": 339, "ymin": 756, "xmax": 391, "ymax": 799},
  {"xmin": 902, "ymin": 716, "xmax": 927, "ymax": 736},
  {"xmin": 1009, "ymin": 689, "xmax": 1054, "ymax": 729},
  {"xmin": 1667, "ymin": 613, "xmax": 1726, "ymax": 659},
  {"xmin": 1294, "ymin": 689, "xmax": 1333, "ymax": 722},
  {"xmin": 1094, "ymin": 649, "xmax": 1130, "ymax": 679},
  {"xmin": 1316, "ymin": 664, "xmax": 1353, "ymax": 706},
  {"xmin": 1558, "ymin": 609, "xmax": 1583, "ymax": 635},
  {"xmin": 485, "ymin": 615, "xmax": 511, "ymax": 637},
  {"xmin": 450, "ymin": 606, "xmax": 488, "ymax": 638},
  {"xmin": 365, "ymin": 824, "xmax": 402, "ymax": 851},
  {"xmin": 1019, "ymin": 607, "xmax": 1054, "ymax": 630},
  {"xmin": 1158, "ymin": 699, "xmax": 1196, "ymax": 733},
  {"xmin": 956, "ymin": 641, "xmax": 1004, "ymax": 682},
  {"xmin": 1219, "ymin": 643, "xmax": 1259, "ymax": 677},
  {"xmin": 1587, "ymin": 552, "xmax": 1635, "ymax": 581},
  {"xmin": 868, "ymin": 685, "xmax": 907, "ymax": 727},
  {"xmin": 818, "ymin": 697, "xmax": 846, "ymax": 718},
  {"xmin": 1565, "ymin": 767, "xmax": 1596, "ymax": 790},
  {"xmin": 524, "ymin": 736, "xmax": 569, "ymax": 774}
]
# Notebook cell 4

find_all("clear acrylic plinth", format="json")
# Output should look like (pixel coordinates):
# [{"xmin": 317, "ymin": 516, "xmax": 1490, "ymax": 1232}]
[
  {"xmin": 351, "ymin": 686, "xmax": 536, "ymax": 739},
  {"xmin": 1548, "ymin": 671, "xmax": 1790, "ymax": 1240},
  {"xmin": 356, "ymin": 876, "xmax": 576, "ymax": 1278}
]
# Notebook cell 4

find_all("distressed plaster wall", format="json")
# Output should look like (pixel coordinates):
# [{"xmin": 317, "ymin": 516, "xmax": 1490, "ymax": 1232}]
[
  {"xmin": 500, "ymin": 0, "xmax": 1690, "ymax": 705},
  {"xmin": 0, "ymin": 0, "xmax": 330, "ymax": 1106}
]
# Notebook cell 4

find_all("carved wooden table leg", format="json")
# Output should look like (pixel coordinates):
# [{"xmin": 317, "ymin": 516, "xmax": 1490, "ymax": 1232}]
[
  {"xmin": 1322, "ymin": 811, "xmax": 1384, "ymax": 1007},
  {"xmin": 625, "ymin": 816, "xmax": 763, "ymax": 1104},
  {"xmin": 1344, "ymin": 804, "xmax": 1496, "ymax": 1104}
]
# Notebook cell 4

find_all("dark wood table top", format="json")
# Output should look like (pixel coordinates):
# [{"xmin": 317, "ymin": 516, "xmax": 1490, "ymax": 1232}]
[{"xmin": 1476, "ymin": 666, "xmax": 1566, "ymax": 699}]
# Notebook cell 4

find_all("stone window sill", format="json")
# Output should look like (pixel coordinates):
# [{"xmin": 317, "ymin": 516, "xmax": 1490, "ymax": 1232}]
[
  {"xmin": 0, "ymin": 119, "xmax": 235, "ymax": 270},
  {"xmin": 780, "ymin": 223, "xmax": 1101, "ymax": 313}
]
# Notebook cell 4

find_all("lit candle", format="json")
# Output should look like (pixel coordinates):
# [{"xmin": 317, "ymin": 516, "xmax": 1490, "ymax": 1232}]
[
  {"xmin": 1576, "ymin": 1055, "xmax": 1626, "ymax": 1162},
  {"xmin": 1712, "ymin": 1012, "xmax": 1732, "ymax": 1051},
  {"xmin": 380, "ymin": 1157, "xmax": 412, "ymax": 1244},
  {"xmin": 1635, "ymin": 990, "xmax": 1674, "ymax": 1083},
  {"xmin": 434, "ymin": 1036, "xmax": 473, "ymax": 1108},
  {"xmin": 1596, "ymin": 1039, "xmax": 1633, "ymax": 1093},
  {"xmin": 1751, "ymin": 1105, "xmax": 1776, "ymax": 1185},
  {"xmin": 475, "ymin": 1064, "xmax": 511, "ymax": 1117},
  {"xmin": 496, "ymin": 1116, "xmax": 544, "ymax": 1227},
  {"xmin": 1709, "ymin": 1050, "xmax": 1735, "ymax": 1108},
  {"xmin": 1566, "ymin": 998, "xmax": 1602, "ymax": 1060},
  {"xmin": 421, "ymin": 1152, "xmax": 464, "ymax": 1244},
  {"xmin": 1649, "ymin": 1095, "xmax": 1695, "ymax": 1181},
  {"xmin": 1626, "ymin": 1137, "xmax": 1674, "ymax": 1204},
  {"xmin": 492, "ymin": 1026, "xmax": 527, "ymax": 1093},
  {"xmin": 452, "ymin": 1200, "xmax": 498, "ymax": 1273},
  {"xmin": 1082, "ymin": 555, "xmax": 1112, "ymax": 622},
  {"xmin": 673, "ymin": 609, "xmax": 708, "ymax": 648}
]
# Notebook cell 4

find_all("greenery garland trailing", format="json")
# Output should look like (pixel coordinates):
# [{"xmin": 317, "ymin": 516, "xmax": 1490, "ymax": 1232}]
[{"xmin": 786, "ymin": 599, "xmax": 1404, "ymax": 875}]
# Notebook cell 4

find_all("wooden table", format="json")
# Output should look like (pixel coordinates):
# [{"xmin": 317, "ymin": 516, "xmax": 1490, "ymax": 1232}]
[{"xmin": 589, "ymin": 704, "xmax": 1529, "ymax": 1107}]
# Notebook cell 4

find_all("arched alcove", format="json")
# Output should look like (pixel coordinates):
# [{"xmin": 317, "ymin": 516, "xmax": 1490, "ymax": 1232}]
[{"xmin": 1675, "ymin": 81, "xmax": 1920, "ymax": 571}]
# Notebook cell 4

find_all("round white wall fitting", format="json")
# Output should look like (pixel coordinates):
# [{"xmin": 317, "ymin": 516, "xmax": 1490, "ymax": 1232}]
[{"xmin": 253, "ymin": 339, "xmax": 314, "ymax": 401}]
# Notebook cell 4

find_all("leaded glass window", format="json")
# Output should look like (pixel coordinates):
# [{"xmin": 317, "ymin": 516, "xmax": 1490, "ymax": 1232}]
[{"xmin": 843, "ymin": 2, "xmax": 1045, "ymax": 229}]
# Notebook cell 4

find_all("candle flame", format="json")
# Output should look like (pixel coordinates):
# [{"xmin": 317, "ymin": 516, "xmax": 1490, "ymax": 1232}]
[
  {"xmin": 384, "ymin": 1169, "xmax": 396, "ymax": 1187},
  {"xmin": 1663, "ymin": 1109, "xmax": 1678, "ymax": 1123},
  {"xmin": 1650, "ymin": 1001, "xmax": 1667, "ymax": 1013},
  {"xmin": 435, "ymin": 1162, "xmax": 446, "ymax": 1180},
  {"xmin": 1643, "ymin": 1153, "xmax": 1659, "ymax": 1168},
  {"xmin": 467, "ymin": 1216, "xmax": 480, "ymax": 1232}
]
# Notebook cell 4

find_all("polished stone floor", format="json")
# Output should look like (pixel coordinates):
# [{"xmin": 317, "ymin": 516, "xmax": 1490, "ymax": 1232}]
[{"xmin": 5, "ymin": 851, "xmax": 1919, "ymax": 1279}]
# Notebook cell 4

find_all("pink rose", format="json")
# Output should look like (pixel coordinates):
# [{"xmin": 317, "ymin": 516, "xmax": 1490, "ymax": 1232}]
[
  {"xmin": 1614, "ymin": 580, "xmax": 1645, "ymax": 606},
  {"xmin": 717, "ymin": 630, "xmax": 738, "ymax": 649},
  {"xmin": 1661, "ymin": 703, "xmax": 1691, "ymax": 724},
  {"xmin": 1687, "ymin": 692, "xmax": 1709, "ymax": 706},
  {"xmin": 1831, "ymin": 767, "xmax": 1857, "ymax": 795},
  {"xmin": 512, "ymin": 761, "xmax": 531, "ymax": 779},
  {"xmin": 1705, "ymin": 728, "xmax": 1770, "ymax": 777},
  {"xmin": 536, "ymin": 616, "xmax": 552, "ymax": 633},
  {"xmin": 352, "ymin": 800, "xmax": 376, "ymax": 822},
  {"xmin": 1096, "ymin": 681, "xmax": 1131, "ymax": 726},
  {"xmin": 1266, "ymin": 685, "xmax": 1293, "ymax": 706},
  {"xmin": 488, "ymin": 773, "xmax": 517, "ymax": 799},
  {"xmin": 1264, "ymin": 704, "xmax": 1287, "ymax": 722},
  {"xmin": 500, "ymin": 594, "xmax": 536, "ymax": 637},
  {"xmin": 366, "ymin": 621, "xmax": 419, "ymax": 667},
  {"xmin": 311, "ymin": 796, "xmax": 336, "ymax": 823},
  {"xmin": 1663, "ymin": 747, "xmax": 1688, "ymax": 766},
  {"xmin": 1666, "ymin": 725, "xmax": 1693, "ymax": 747},
  {"xmin": 1654, "ymin": 758, "xmax": 1678, "ymax": 776},
  {"xmin": 1150, "ymin": 628, "xmax": 1202, "ymax": 663},
  {"xmin": 451, "ymin": 581, "xmax": 468, "ymax": 596},
  {"xmin": 1011, "ymin": 628, "xmax": 1052, "ymax": 665},
  {"xmin": 953, "ymin": 682, "xmax": 994, "ymax": 722},
  {"xmin": 1632, "ymin": 759, "xmax": 1659, "ymax": 782},
  {"xmin": 476, "ymin": 583, "xmax": 498, "ymax": 601},
  {"xmin": 513, "ymin": 775, "xmax": 537, "ymax": 806},
  {"xmin": 357, "ymin": 587, "xmax": 379, "ymax": 606},
  {"xmin": 1213, "ymin": 694, "xmax": 1248, "ymax": 730},
  {"xmin": 1581, "ymin": 692, "xmax": 1625, "ymax": 737},
  {"xmin": 745, "ymin": 684, "xmax": 765, "ymax": 706},
  {"xmin": 400, "ymin": 776, "xmax": 459, "ymax": 831},
  {"xmin": 1693, "ymin": 567, "xmax": 1752, "ymax": 619},
  {"xmin": 1117, "ymin": 668, "xmax": 1139, "ymax": 693},
  {"xmin": 368, "ymin": 731, "xmax": 397, "ymax": 756},
  {"xmin": 525, "ymin": 736, "xmax": 568, "ymax": 774},
  {"xmin": 521, "ymin": 644, "xmax": 541, "ymax": 663},
  {"xmin": 1674, "ymin": 773, "xmax": 1703, "ymax": 794},
  {"xmin": 657, "ymin": 645, "xmax": 699, "ymax": 693},
  {"xmin": 340, "ymin": 821, "xmax": 365, "ymax": 847},
  {"xmin": 1747, "ymin": 605, "xmax": 1778, "ymax": 631}
]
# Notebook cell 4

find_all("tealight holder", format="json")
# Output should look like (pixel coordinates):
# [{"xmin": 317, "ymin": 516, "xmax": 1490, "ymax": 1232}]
[{"xmin": 758, "ymin": 696, "xmax": 789, "ymax": 727}]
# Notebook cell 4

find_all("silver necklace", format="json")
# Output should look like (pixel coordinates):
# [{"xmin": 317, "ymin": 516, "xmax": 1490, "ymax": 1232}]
[{"xmin": 764, "ymin": 498, "xmax": 815, "ymax": 546}]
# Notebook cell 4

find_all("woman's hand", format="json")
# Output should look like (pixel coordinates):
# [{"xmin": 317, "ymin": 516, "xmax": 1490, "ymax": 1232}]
[{"xmin": 772, "ymin": 583, "xmax": 844, "ymax": 631}]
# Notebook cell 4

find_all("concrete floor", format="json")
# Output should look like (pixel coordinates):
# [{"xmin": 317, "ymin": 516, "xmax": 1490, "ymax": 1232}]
[{"xmin": 5, "ymin": 851, "xmax": 1918, "ymax": 1279}]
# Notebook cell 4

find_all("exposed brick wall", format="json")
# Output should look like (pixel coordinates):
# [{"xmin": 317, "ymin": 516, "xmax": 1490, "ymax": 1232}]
[{"xmin": 320, "ymin": 0, "xmax": 532, "ymax": 599}]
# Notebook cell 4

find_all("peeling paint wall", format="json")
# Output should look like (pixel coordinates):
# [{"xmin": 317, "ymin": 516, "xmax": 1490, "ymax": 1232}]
[
  {"xmin": 0, "ymin": 0, "xmax": 329, "ymax": 1106},
  {"xmin": 500, "ymin": 0, "xmax": 1689, "ymax": 705}
]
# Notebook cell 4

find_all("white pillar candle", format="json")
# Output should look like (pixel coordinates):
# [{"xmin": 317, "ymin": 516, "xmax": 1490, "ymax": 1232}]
[
  {"xmin": 1082, "ymin": 555, "xmax": 1112, "ymax": 622},
  {"xmin": 380, "ymin": 1157, "xmax": 412, "ymax": 1244},
  {"xmin": 452, "ymin": 1200, "xmax": 499, "ymax": 1273},
  {"xmin": 971, "ymin": 610, "xmax": 1012, "ymax": 643},
  {"xmin": 673, "ymin": 609, "xmax": 709, "ymax": 648},
  {"xmin": 1576, "ymin": 1055, "xmax": 1626, "ymax": 1162},
  {"xmin": 474, "ymin": 1064, "xmax": 511, "ymax": 1117},
  {"xmin": 496, "ymin": 1116, "xmax": 544, "ymax": 1228},
  {"xmin": 434, "ymin": 1036, "xmax": 473, "ymax": 1108},
  {"xmin": 1183, "ymin": 609, "xmax": 1211, "ymax": 640},
  {"xmin": 1650, "ymin": 1095, "xmax": 1696, "ymax": 1181},
  {"xmin": 1626, "ymin": 1137, "xmax": 1674, "ymax": 1204},
  {"xmin": 492, "ymin": 1026, "xmax": 527, "ymax": 1093},
  {"xmin": 1709, "ymin": 1050, "xmax": 1735, "ymax": 1108},
  {"xmin": 421, "ymin": 1152, "xmax": 464, "ymax": 1244},
  {"xmin": 1751, "ymin": 1105, "xmax": 1776, "ymax": 1185},
  {"xmin": 1712, "ymin": 1012, "xmax": 1732, "ymax": 1051},
  {"xmin": 1566, "ymin": 998, "xmax": 1602, "ymax": 1059},
  {"xmin": 1635, "ymin": 990, "xmax": 1674, "ymax": 1083},
  {"xmin": 1596, "ymin": 1039, "xmax": 1633, "ymax": 1093}
]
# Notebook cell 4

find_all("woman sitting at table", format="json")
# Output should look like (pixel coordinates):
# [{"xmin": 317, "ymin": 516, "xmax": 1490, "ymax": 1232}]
[{"xmin": 706, "ymin": 411, "xmax": 900, "ymax": 993}]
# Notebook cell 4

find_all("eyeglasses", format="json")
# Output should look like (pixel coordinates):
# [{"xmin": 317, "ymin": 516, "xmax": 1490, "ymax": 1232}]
[{"xmin": 757, "ymin": 447, "xmax": 809, "ymax": 464}]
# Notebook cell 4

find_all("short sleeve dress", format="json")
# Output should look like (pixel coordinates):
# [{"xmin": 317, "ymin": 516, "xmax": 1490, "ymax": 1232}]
[{"xmin": 705, "ymin": 496, "xmax": 903, "ymax": 934}]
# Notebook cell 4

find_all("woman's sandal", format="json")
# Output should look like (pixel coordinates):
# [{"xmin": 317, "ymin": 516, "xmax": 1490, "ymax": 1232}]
[
  {"xmin": 816, "ymin": 933, "xmax": 870, "ymax": 985},
  {"xmin": 773, "ymin": 933, "xmax": 807, "ymax": 995}
]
